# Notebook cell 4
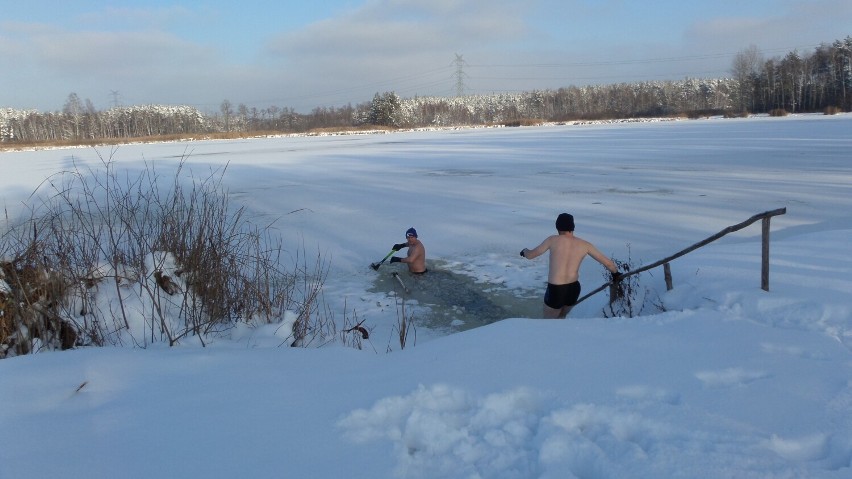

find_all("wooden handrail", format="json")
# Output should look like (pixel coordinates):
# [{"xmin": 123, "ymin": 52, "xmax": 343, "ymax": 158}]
[{"xmin": 574, "ymin": 207, "xmax": 787, "ymax": 306}]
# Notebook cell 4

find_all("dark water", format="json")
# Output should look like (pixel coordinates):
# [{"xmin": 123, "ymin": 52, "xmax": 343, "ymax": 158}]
[{"xmin": 368, "ymin": 262, "xmax": 541, "ymax": 332}]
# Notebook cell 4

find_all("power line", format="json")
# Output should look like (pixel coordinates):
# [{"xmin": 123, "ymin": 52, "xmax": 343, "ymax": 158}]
[
  {"xmin": 465, "ymin": 45, "xmax": 821, "ymax": 69},
  {"xmin": 109, "ymin": 90, "xmax": 121, "ymax": 108},
  {"xmin": 236, "ymin": 65, "xmax": 455, "ymax": 108},
  {"xmin": 181, "ymin": 43, "xmax": 826, "ymax": 112},
  {"xmin": 453, "ymin": 53, "xmax": 467, "ymax": 97}
]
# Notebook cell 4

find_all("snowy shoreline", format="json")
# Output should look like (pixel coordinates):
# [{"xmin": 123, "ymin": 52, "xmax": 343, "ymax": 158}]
[{"xmin": 0, "ymin": 112, "xmax": 755, "ymax": 152}]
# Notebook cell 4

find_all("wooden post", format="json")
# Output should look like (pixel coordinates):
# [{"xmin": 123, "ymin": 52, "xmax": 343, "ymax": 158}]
[
  {"xmin": 663, "ymin": 263, "xmax": 673, "ymax": 291},
  {"xmin": 761, "ymin": 217, "xmax": 770, "ymax": 291}
]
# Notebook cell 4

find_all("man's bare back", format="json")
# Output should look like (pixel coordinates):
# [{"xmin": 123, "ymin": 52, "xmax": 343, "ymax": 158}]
[
  {"xmin": 521, "ymin": 213, "xmax": 618, "ymax": 318},
  {"xmin": 523, "ymin": 233, "xmax": 615, "ymax": 284}
]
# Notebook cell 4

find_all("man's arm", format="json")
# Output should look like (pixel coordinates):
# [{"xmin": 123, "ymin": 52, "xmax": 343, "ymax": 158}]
[
  {"xmin": 521, "ymin": 236, "xmax": 553, "ymax": 260},
  {"xmin": 587, "ymin": 243, "xmax": 617, "ymax": 273},
  {"xmin": 403, "ymin": 244, "xmax": 424, "ymax": 264}
]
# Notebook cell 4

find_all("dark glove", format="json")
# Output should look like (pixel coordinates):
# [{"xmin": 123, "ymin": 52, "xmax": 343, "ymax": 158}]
[
  {"xmin": 610, "ymin": 271, "xmax": 622, "ymax": 283},
  {"xmin": 520, "ymin": 249, "xmax": 526, "ymax": 257},
  {"xmin": 392, "ymin": 243, "xmax": 407, "ymax": 251},
  {"xmin": 390, "ymin": 256, "xmax": 402, "ymax": 263}
]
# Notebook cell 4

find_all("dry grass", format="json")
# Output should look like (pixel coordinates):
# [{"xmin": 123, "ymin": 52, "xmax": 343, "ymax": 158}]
[
  {"xmin": 0, "ymin": 126, "xmax": 401, "ymax": 152},
  {"xmin": 305, "ymin": 125, "xmax": 397, "ymax": 135},
  {"xmin": 482, "ymin": 118, "xmax": 546, "ymax": 127},
  {"xmin": 1, "ymin": 241, "xmax": 77, "ymax": 356},
  {"xmin": 0, "ymin": 153, "xmax": 338, "ymax": 357},
  {"xmin": 2, "ymin": 121, "xmax": 585, "ymax": 152},
  {"xmin": 0, "ymin": 132, "xmax": 274, "ymax": 151}
]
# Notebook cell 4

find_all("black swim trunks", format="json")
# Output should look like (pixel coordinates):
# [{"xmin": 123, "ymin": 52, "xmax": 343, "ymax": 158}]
[{"xmin": 544, "ymin": 281, "xmax": 581, "ymax": 309}]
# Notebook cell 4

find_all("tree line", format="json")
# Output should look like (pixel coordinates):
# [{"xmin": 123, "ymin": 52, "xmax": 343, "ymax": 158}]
[
  {"xmin": 731, "ymin": 37, "xmax": 851, "ymax": 113},
  {"xmin": 2, "ymin": 37, "xmax": 849, "ymax": 144}
]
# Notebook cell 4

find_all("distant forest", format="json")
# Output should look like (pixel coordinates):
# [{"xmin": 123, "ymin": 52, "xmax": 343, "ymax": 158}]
[{"xmin": 2, "ymin": 37, "xmax": 849, "ymax": 144}]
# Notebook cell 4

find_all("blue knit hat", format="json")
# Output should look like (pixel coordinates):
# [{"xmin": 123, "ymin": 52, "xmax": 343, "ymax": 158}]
[{"xmin": 405, "ymin": 227, "xmax": 418, "ymax": 238}]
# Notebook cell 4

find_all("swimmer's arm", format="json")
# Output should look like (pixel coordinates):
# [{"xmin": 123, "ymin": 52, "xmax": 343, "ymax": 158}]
[
  {"xmin": 521, "ymin": 236, "xmax": 553, "ymax": 260},
  {"xmin": 587, "ymin": 244, "xmax": 617, "ymax": 273},
  {"xmin": 404, "ymin": 244, "xmax": 424, "ymax": 263}
]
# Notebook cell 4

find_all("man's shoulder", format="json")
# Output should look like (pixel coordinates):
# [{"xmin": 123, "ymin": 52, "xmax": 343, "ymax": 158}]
[
  {"xmin": 570, "ymin": 235, "xmax": 594, "ymax": 248},
  {"xmin": 544, "ymin": 234, "xmax": 562, "ymax": 245}
]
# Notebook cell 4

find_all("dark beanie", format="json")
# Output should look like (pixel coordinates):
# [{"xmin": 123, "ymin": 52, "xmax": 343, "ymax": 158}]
[
  {"xmin": 555, "ymin": 213, "xmax": 574, "ymax": 232},
  {"xmin": 406, "ymin": 227, "xmax": 418, "ymax": 238}
]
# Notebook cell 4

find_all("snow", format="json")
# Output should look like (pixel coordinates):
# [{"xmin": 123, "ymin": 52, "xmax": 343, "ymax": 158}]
[{"xmin": 1, "ymin": 113, "xmax": 852, "ymax": 478}]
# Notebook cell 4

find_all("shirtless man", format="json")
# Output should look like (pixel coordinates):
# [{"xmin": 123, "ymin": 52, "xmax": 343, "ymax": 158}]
[
  {"xmin": 390, "ymin": 227, "xmax": 427, "ymax": 274},
  {"xmin": 521, "ymin": 213, "xmax": 619, "ymax": 318}
]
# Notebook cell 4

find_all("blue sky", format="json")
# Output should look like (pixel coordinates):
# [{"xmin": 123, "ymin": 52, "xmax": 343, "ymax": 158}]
[{"xmin": 2, "ymin": 0, "xmax": 850, "ymax": 113}]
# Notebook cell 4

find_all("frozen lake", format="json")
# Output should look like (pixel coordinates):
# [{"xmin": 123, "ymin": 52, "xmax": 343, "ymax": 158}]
[{"xmin": 2, "ymin": 113, "xmax": 850, "ymax": 334}]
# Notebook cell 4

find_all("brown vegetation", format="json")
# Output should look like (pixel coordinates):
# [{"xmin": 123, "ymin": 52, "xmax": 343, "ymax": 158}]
[
  {"xmin": 0, "ymin": 156, "xmax": 352, "ymax": 358},
  {"xmin": 1, "ymin": 249, "xmax": 77, "ymax": 357},
  {"xmin": 498, "ymin": 118, "xmax": 544, "ymax": 127},
  {"xmin": 0, "ymin": 127, "xmax": 396, "ymax": 152}
]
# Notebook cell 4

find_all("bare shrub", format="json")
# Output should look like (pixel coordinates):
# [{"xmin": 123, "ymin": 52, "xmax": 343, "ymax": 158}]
[
  {"xmin": 332, "ymin": 295, "xmax": 383, "ymax": 353},
  {"xmin": 824, "ymin": 106, "xmax": 841, "ymax": 115},
  {"xmin": 602, "ymin": 246, "xmax": 664, "ymax": 319},
  {"xmin": 769, "ymin": 109, "xmax": 789, "ymax": 117},
  {"xmin": 381, "ymin": 279, "xmax": 415, "ymax": 352},
  {"xmin": 500, "ymin": 118, "xmax": 543, "ymax": 127},
  {"xmin": 287, "ymin": 247, "xmax": 337, "ymax": 347},
  {"xmin": 390, "ymin": 297, "xmax": 416, "ymax": 351},
  {"xmin": 686, "ymin": 109, "xmax": 728, "ymax": 119},
  {"xmin": 0, "ymin": 150, "xmax": 334, "ymax": 357},
  {"xmin": 602, "ymin": 258, "xmax": 642, "ymax": 318},
  {"xmin": 0, "ymin": 234, "xmax": 77, "ymax": 356}
]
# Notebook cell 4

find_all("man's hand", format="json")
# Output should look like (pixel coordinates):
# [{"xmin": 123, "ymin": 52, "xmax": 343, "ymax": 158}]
[
  {"xmin": 520, "ymin": 248, "xmax": 527, "ymax": 258},
  {"xmin": 390, "ymin": 256, "xmax": 402, "ymax": 263},
  {"xmin": 610, "ymin": 271, "xmax": 622, "ymax": 283},
  {"xmin": 392, "ymin": 243, "xmax": 407, "ymax": 251}
]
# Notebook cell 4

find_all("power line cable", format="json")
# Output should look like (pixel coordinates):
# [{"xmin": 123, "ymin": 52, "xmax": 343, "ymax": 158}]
[{"xmin": 465, "ymin": 44, "xmax": 820, "ymax": 69}]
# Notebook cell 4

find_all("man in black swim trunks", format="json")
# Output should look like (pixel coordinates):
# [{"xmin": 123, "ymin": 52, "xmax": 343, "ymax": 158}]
[{"xmin": 520, "ymin": 213, "xmax": 619, "ymax": 318}]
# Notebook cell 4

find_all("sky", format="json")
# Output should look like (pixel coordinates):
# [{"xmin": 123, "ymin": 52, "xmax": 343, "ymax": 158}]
[
  {"xmin": 1, "ymin": 114, "xmax": 851, "ymax": 478},
  {"xmin": 1, "ymin": 1, "xmax": 851, "ymax": 113}
]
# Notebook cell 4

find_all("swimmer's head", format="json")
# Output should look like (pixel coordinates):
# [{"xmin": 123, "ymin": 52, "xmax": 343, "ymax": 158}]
[{"xmin": 555, "ymin": 213, "xmax": 574, "ymax": 232}]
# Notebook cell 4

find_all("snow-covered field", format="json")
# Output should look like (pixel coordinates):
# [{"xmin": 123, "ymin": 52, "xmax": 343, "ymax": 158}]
[{"xmin": 1, "ymin": 114, "xmax": 851, "ymax": 478}]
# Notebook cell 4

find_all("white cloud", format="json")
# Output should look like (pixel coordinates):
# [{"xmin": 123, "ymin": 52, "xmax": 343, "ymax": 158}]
[
  {"xmin": 267, "ymin": 0, "xmax": 529, "ymax": 60},
  {"xmin": 684, "ymin": 0, "xmax": 852, "ymax": 55}
]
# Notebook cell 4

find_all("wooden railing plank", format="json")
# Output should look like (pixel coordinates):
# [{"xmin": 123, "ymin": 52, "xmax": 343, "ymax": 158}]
[{"xmin": 574, "ymin": 208, "xmax": 786, "ymax": 307}]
